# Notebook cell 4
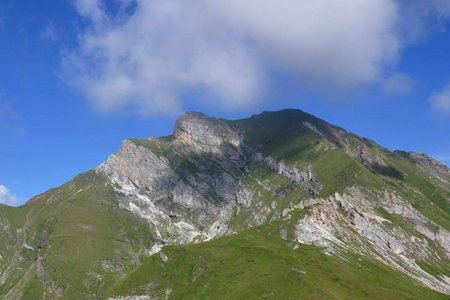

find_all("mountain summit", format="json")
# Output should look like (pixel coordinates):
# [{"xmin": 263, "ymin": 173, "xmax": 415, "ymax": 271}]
[{"xmin": 1, "ymin": 109, "xmax": 450, "ymax": 299}]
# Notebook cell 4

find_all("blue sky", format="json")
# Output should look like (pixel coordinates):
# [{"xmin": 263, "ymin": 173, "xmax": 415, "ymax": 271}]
[{"xmin": 1, "ymin": 0, "xmax": 450, "ymax": 205}]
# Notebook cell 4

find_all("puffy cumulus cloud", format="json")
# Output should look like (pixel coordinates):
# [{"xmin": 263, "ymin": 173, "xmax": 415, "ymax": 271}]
[
  {"xmin": 64, "ymin": 0, "xmax": 402, "ymax": 115},
  {"xmin": 0, "ymin": 185, "xmax": 17, "ymax": 206},
  {"xmin": 382, "ymin": 73, "xmax": 416, "ymax": 95},
  {"xmin": 207, "ymin": 0, "xmax": 400, "ymax": 87},
  {"xmin": 64, "ymin": 1, "xmax": 450, "ymax": 116},
  {"xmin": 430, "ymin": 84, "xmax": 450, "ymax": 117}
]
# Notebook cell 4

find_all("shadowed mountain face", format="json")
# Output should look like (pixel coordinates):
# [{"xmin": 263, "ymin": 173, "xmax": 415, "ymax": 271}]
[{"xmin": 1, "ymin": 109, "xmax": 450, "ymax": 299}]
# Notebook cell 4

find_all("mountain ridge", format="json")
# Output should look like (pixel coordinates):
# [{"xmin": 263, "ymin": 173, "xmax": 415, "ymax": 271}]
[{"xmin": 1, "ymin": 109, "xmax": 450, "ymax": 299}]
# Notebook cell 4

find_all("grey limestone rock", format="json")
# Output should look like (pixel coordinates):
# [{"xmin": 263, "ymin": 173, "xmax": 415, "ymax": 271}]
[{"xmin": 97, "ymin": 111, "xmax": 450, "ymax": 295}]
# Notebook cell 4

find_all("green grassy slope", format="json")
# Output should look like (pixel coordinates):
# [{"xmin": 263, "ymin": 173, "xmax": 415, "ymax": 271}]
[
  {"xmin": 230, "ymin": 110, "xmax": 386, "ymax": 196},
  {"xmin": 0, "ymin": 171, "xmax": 157, "ymax": 299},
  {"xmin": 109, "ymin": 214, "xmax": 447, "ymax": 300},
  {"xmin": 1, "ymin": 109, "xmax": 450, "ymax": 299},
  {"xmin": 386, "ymin": 154, "xmax": 450, "ymax": 231}
]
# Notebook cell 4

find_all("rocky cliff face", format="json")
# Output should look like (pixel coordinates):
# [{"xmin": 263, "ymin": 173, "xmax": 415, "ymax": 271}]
[
  {"xmin": 98, "ymin": 113, "xmax": 250, "ymax": 245},
  {"xmin": 1, "ymin": 109, "xmax": 450, "ymax": 299},
  {"xmin": 96, "ymin": 110, "xmax": 450, "ymax": 294},
  {"xmin": 97, "ymin": 112, "xmax": 327, "ymax": 245},
  {"xmin": 292, "ymin": 188, "xmax": 450, "ymax": 294}
]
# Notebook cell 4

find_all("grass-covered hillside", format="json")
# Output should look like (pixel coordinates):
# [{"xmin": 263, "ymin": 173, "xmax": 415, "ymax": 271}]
[
  {"xmin": 109, "ymin": 212, "xmax": 447, "ymax": 300},
  {"xmin": 0, "ymin": 172, "xmax": 156, "ymax": 299},
  {"xmin": 0, "ymin": 109, "xmax": 449, "ymax": 299}
]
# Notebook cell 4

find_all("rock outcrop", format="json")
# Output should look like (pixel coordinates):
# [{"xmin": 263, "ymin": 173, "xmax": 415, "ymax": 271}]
[
  {"xmin": 97, "ymin": 111, "xmax": 450, "ymax": 294},
  {"xmin": 2, "ymin": 109, "xmax": 450, "ymax": 299},
  {"xmin": 290, "ymin": 188, "xmax": 450, "ymax": 294},
  {"xmin": 98, "ymin": 112, "xmax": 323, "ymax": 246}
]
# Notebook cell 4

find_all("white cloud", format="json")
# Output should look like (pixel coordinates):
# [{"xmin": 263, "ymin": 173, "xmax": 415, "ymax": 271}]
[
  {"xmin": 64, "ymin": 0, "xmax": 403, "ymax": 115},
  {"xmin": 63, "ymin": 0, "xmax": 450, "ymax": 116},
  {"xmin": 0, "ymin": 185, "xmax": 17, "ymax": 206},
  {"xmin": 73, "ymin": 0, "xmax": 107, "ymax": 25},
  {"xmin": 382, "ymin": 73, "xmax": 416, "ymax": 95},
  {"xmin": 430, "ymin": 84, "xmax": 450, "ymax": 117}
]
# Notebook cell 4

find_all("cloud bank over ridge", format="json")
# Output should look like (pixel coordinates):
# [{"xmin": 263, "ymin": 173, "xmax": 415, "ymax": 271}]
[{"xmin": 63, "ymin": 0, "xmax": 450, "ymax": 116}]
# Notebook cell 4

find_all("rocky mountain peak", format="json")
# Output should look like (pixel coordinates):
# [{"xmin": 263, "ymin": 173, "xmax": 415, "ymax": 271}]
[
  {"xmin": 2, "ymin": 109, "xmax": 450, "ymax": 299},
  {"xmin": 173, "ymin": 112, "xmax": 242, "ymax": 149}
]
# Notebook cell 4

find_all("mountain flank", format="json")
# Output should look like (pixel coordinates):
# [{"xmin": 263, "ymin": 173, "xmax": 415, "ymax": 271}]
[{"xmin": 1, "ymin": 109, "xmax": 450, "ymax": 299}]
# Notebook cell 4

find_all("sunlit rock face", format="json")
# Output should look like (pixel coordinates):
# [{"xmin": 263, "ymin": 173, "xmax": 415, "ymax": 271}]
[
  {"xmin": 98, "ymin": 113, "xmax": 251, "ymax": 245},
  {"xmin": 2, "ymin": 110, "xmax": 450, "ymax": 298}
]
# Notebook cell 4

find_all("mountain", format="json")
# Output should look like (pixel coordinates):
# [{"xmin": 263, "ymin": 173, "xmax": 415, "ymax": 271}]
[{"xmin": 1, "ymin": 109, "xmax": 450, "ymax": 299}]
